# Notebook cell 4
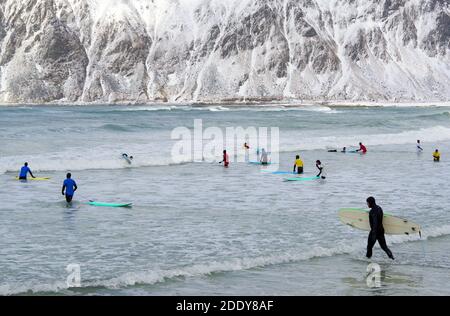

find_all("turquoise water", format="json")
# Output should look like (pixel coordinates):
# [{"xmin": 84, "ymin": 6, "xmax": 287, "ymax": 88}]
[{"xmin": 1, "ymin": 104, "xmax": 449, "ymax": 295}]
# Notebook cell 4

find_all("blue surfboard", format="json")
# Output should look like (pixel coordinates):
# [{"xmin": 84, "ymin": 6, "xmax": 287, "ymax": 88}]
[
  {"xmin": 248, "ymin": 161, "xmax": 274, "ymax": 165},
  {"xmin": 262, "ymin": 171, "xmax": 295, "ymax": 175},
  {"xmin": 284, "ymin": 176, "xmax": 321, "ymax": 182}
]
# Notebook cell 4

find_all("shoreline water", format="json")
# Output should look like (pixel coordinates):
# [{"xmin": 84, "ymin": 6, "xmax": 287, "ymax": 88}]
[{"xmin": 1, "ymin": 100, "xmax": 450, "ymax": 108}]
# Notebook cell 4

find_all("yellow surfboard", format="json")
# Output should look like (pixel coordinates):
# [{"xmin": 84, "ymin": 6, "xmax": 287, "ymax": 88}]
[{"xmin": 15, "ymin": 177, "xmax": 51, "ymax": 181}]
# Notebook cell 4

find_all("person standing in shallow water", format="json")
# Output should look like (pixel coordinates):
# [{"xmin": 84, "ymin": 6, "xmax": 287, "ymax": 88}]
[
  {"xmin": 62, "ymin": 173, "xmax": 78, "ymax": 204},
  {"xmin": 433, "ymin": 149, "xmax": 440, "ymax": 162},
  {"xmin": 293, "ymin": 155, "xmax": 304, "ymax": 174},
  {"xmin": 416, "ymin": 140, "xmax": 423, "ymax": 153},
  {"xmin": 366, "ymin": 196, "xmax": 394, "ymax": 260},
  {"xmin": 260, "ymin": 148, "xmax": 269, "ymax": 165},
  {"xmin": 18, "ymin": 162, "xmax": 35, "ymax": 180},
  {"xmin": 220, "ymin": 150, "xmax": 229, "ymax": 168},
  {"xmin": 316, "ymin": 160, "xmax": 326, "ymax": 179}
]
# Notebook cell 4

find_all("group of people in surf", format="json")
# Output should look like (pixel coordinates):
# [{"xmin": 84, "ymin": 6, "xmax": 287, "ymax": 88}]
[
  {"xmin": 219, "ymin": 143, "xmax": 325, "ymax": 179},
  {"xmin": 327, "ymin": 142, "xmax": 367, "ymax": 154},
  {"xmin": 16, "ymin": 138, "xmax": 442, "ymax": 259},
  {"xmin": 417, "ymin": 139, "xmax": 441, "ymax": 161},
  {"xmin": 217, "ymin": 139, "xmax": 442, "ymax": 260},
  {"xmin": 17, "ymin": 153, "xmax": 136, "ymax": 205},
  {"xmin": 18, "ymin": 163, "xmax": 77, "ymax": 203}
]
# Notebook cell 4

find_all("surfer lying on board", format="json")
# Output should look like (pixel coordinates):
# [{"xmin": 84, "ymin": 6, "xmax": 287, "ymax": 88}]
[
  {"xmin": 328, "ymin": 147, "xmax": 347, "ymax": 153},
  {"xmin": 260, "ymin": 148, "xmax": 269, "ymax": 165},
  {"xmin": 366, "ymin": 197, "xmax": 394, "ymax": 260},
  {"xmin": 316, "ymin": 160, "xmax": 325, "ymax": 179},
  {"xmin": 244, "ymin": 142, "xmax": 250, "ymax": 150},
  {"xmin": 293, "ymin": 155, "xmax": 304, "ymax": 174},
  {"xmin": 219, "ymin": 150, "xmax": 229, "ymax": 168},
  {"xmin": 433, "ymin": 149, "xmax": 440, "ymax": 162},
  {"xmin": 18, "ymin": 162, "xmax": 35, "ymax": 180},
  {"xmin": 62, "ymin": 173, "xmax": 78, "ymax": 203},
  {"xmin": 356, "ymin": 142, "xmax": 367, "ymax": 154}
]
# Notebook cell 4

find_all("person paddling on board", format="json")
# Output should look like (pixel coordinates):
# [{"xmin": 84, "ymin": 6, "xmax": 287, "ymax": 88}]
[
  {"xmin": 62, "ymin": 173, "xmax": 78, "ymax": 204},
  {"xmin": 18, "ymin": 162, "xmax": 35, "ymax": 180},
  {"xmin": 244, "ymin": 143, "xmax": 250, "ymax": 150},
  {"xmin": 316, "ymin": 160, "xmax": 326, "ymax": 179},
  {"xmin": 293, "ymin": 155, "xmax": 304, "ymax": 174},
  {"xmin": 260, "ymin": 148, "xmax": 269, "ymax": 165},
  {"xmin": 366, "ymin": 197, "xmax": 394, "ymax": 260},
  {"xmin": 356, "ymin": 142, "xmax": 367, "ymax": 154},
  {"xmin": 433, "ymin": 149, "xmax": 440, "ymax": 162},
  {"xmin": 416, "ymin": 140, "xmax": 423, "ymax": 153},
  {"xmin": 219, "ymin": 150, "xmax": 229, "ymax": 168},
  {"xmin": 328, "ymin": 147, "xmax": 347, "ymax": 153}
]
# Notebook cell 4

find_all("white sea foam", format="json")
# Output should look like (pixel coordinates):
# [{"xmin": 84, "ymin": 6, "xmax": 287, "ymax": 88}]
[
  {"xmin": 1, "ymin": 126, "xmax": 449, "ymax": 175},
  {"xmin": 2, "ymin": 224, "xmax": 450, "ymax": 296},
  {"xmin": 115, "ymin": 104, "xmax": 341, "ymax": 113},
  {"xmin": 281, "ymin": 126, "xmax": 450, "ymax": 153}
]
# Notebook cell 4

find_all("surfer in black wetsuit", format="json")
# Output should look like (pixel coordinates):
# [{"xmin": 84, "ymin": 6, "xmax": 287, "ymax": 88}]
[
  {"xmin": 366, "ymin": 197, "xmax": 394, "ymax": 260},
  {"xmin": 122, "ymin": 153, "xmax": 133, "ymax": 164},
  {"xmin": 316, "ymin": 160, "xmax": 325, "ymax": 179}
]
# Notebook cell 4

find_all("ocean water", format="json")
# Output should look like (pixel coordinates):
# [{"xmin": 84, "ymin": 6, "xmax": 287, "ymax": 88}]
[{"xmin": 0, "ymin": 104, "xmax": 450, "ymax": 296}]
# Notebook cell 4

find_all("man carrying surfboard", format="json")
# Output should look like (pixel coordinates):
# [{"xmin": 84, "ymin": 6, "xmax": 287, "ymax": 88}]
[
  {"xmin": 62, "ymin": 173, "xmax": 78, "ymax": 203},
  {"xmin": 18, "ymin": 162, "xmax": 35, "ymax": 180},
  {"xmin": 366, "ymin": 197, "xmax": 394, "ymax": 260}
]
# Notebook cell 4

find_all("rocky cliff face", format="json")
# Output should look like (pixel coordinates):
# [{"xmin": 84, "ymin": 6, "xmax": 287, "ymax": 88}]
[{"xmin": 0, "ymin": 0, "xmax": 448, "ymax": 104}]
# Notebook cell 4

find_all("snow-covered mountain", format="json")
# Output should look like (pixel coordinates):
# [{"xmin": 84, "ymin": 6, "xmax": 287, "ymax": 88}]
[{"xmin": 0, "ymin": 0, "xmax": 449, "ymax": 104}]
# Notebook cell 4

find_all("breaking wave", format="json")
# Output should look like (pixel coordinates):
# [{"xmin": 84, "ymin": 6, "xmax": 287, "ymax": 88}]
[
  {"xmin": 1, "ymin": 224, "xmax": 448, "ymax": 295},
  {"xmin": 1, "ymin": 126, "xmax": 449, "ymax": 175}
]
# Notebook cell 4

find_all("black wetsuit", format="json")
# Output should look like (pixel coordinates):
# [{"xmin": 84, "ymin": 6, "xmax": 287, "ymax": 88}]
[
  {"xmin": 367, "ymin": 205, "xmax": 394, "ymax": 259},
  {"xmin": 316, "ymin": 164, "xmax": 323, "ymax": 177}
]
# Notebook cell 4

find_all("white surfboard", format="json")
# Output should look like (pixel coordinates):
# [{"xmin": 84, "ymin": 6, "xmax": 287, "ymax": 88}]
[{"xmin": 338, "ymin": 208, "xmax": 421, "ymax": 236}]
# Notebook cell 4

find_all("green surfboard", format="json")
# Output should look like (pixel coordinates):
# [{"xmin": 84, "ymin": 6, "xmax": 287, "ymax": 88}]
[{"xmin": 87, "ymin": 201, "xmax": 133, "ymax": 208}]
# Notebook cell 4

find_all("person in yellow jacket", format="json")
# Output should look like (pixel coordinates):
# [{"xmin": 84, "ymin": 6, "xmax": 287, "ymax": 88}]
[
  {"xmin": 433, "ymin": 149, "xmax": 440, "ymax": 162},
  {"xmin": 293, "ymin": 155, "xmax": 304, "ymax": 174}
]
